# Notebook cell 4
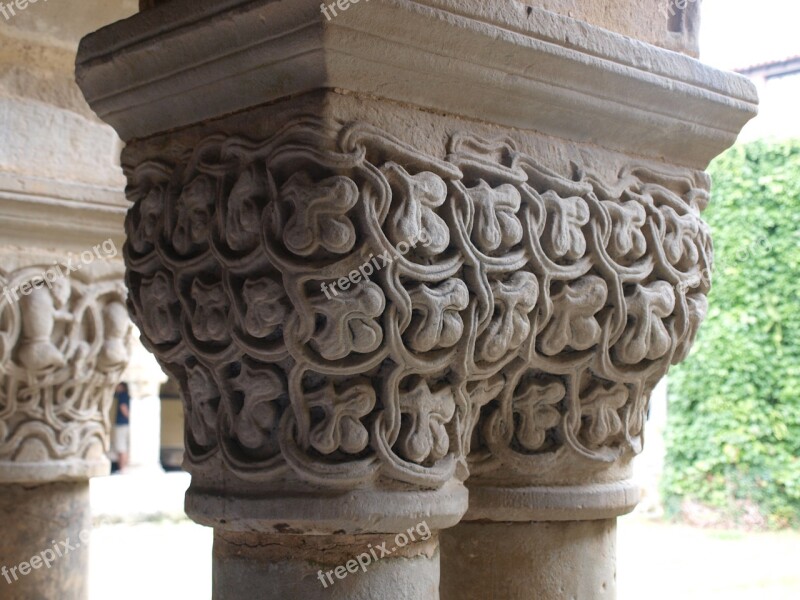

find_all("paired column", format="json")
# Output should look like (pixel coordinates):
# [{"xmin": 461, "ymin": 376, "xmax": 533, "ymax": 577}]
[{"xmin": 75, "ymin": 0, "xmax": 757, "ymax": 597}]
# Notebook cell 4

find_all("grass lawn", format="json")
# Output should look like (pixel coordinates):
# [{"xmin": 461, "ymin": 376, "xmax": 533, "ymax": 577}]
[{"xmin": 618, "ymin": 516, "xmax": 800, "ymax": 600}]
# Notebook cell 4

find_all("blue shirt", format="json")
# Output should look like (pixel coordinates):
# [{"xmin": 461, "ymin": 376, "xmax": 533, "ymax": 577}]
[{"xmin": 115, "ymin": 391, "xmax": 130, "ymax": 426}]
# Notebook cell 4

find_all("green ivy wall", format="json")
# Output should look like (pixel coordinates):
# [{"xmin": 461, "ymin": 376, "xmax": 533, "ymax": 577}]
[{"xmin": 663, "ymin": 140, "xmax": 800, "ymax": 529}]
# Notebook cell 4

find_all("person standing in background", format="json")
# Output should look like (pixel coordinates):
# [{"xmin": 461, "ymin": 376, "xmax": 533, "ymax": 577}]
[{"xmin": 113, "ymin": 382, "xmax": 131, "ymax": 473}]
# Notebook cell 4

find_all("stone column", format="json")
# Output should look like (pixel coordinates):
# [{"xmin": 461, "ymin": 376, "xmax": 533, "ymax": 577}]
[
  {"xmin": 0, "ymin": 250, "xmax": 130, "ymax": 600},
  {"xmin": 124, "ymin": 335, "xmax": 168, "ymax": 474},
  {"xmin": 1, "ymin": 4, "xmax": 137, "ymax": 598},
  {"xmin": 75, "ymin": 1, "xmax": 757, "ymax": 598}
]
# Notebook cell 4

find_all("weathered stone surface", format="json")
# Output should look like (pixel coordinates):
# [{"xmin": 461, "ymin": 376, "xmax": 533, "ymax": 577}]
[
  {"xmin": 1, "ymin": 6, "xmax": 138, "ymax": 600},
  {"xmin": 539, "ymin": 0, "xmax": 701, "ymax": 57},
  {"xmin": 0, "ymin": 249, "xmax": 130, "ymax": 483},
  {"xmin": 441, "ymin": 519, "xmax": 617, "ymax": 600},
  {"xmin": 74, "ymin": 1, "xmax": 758, "ymax": 598},
  {"xmin": 76, "ymin": 0, "xmax": 757, "ymax": 168},
  {"xmin": 0, "ymin": 13, "xmax": 133, "ymax": 253},
  {"xmin": 0, "ymin": 482, "xmax": 91, "ymax": 600},
  {"xmin": 133, "ymin": 0, "xmax": 700, "ymax": 57},
  {"xmin": 113, "ymin": 92, "xmax": 712, "ymax": 524},
  {"xmin": 1, "ymin": 0, "xmax": 136, "ymax": 48},
  {"xmin": 214, "ymin": 531, "xmax": 440, "ymax": 599},
  {"xmin": 0, "ymin": 30, "xmax": 94, "ymax": 117}
]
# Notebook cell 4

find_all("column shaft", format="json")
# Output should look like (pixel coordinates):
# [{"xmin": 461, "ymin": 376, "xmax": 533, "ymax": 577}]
[
  {"xmin": 441, "ymin": 520, "xmax": 616, "ymax": 600},
  {"xmin": 0, "ymin": 482, "xmax": 91, "ymax": 600},
  {"xmin": 214, "ymin": 531, "xmax": 439, "ymax": 600}
]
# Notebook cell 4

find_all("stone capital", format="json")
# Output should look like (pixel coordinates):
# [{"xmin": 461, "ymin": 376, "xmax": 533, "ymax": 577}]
[
  {"xmin": 100, "ymin": 101, "xmax": 715, "ymax": 531},
  {"xmin": 73, "ymin": 2, "xmax": 760, "ymax": 597},
  {"xmin": 0, "ymin": 248, "xmax": 131, "ymax": 483},
  {"xmin": 75, "ymin": 0, "xmax": 758, "ymax": 536}
]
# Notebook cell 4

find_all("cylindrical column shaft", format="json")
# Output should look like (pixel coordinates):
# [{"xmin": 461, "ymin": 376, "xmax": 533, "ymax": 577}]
[
  {"xmin": 441, "ymin": 519, "xmax": 616, "ymax": 600},
  {"xmin": 213, "ymin": 531, "xmax": 440, "ymax": 600},
  {"xmin": 0, "ymin": 482, "xmax": 91, "ymax": 600}
]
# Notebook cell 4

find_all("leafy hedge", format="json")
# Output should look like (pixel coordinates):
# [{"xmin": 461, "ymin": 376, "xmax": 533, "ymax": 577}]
[{"xmin": 663, "ymin": 140, "xmax": 800, "ymax": 529}]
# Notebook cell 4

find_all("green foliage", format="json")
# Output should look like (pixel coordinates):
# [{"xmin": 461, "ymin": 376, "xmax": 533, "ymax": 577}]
[{"xmin": 663, "ymin": 140, "xmax": 800, "ymax": 529}]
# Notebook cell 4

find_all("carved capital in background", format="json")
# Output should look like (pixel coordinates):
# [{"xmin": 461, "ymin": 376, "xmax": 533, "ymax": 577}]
[{"xmin": 0, "ymin": 249, "xmax": 130, "ymax": 483}]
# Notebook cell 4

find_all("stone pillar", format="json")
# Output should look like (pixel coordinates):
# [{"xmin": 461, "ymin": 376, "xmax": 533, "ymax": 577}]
[
  {"xmin": 1, "ymin": 4, "xmax": 137, "ymax": 597},
  {"xmin": 0, "ymin": 249, "xmax": 130, "ymax": 600},
  {"xmin": 442, "ymin": 520, "xmax": 617, "ymax": 598},
  {"xmin": 0, "ymin": 482, "xmax": 91, "ymax": 599},
  {"xmin": 124, "ymin": 334, "xmax": 168, "ymax": 474},
  {"xmin": 75, "ymin": 1, "xmax": 757, "ymax": 598}
]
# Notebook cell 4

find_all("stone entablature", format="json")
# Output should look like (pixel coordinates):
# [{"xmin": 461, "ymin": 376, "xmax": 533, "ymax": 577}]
[{"xmin": 78, "ymin": 0, "xmax": 756, "ymax": 167}]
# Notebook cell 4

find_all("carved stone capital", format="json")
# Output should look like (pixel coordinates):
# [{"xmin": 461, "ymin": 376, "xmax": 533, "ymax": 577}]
[
  {"xmin": 76, "ymin": 0, "xmax": 756, "ymax": 536},
  {"xmin": 116, "ymin": 98, "xmax": 712, "ymax": 529},
  {"xmin": 0, "ymin": 249, "xmax": 131, "ymax": 483}
]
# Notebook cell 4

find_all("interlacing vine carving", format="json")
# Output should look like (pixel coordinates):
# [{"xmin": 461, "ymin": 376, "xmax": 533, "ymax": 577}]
[
  {"xmin": 0, "ymin": 271, "xmax": 130, "ymax": 467},
  {"xmin": 123, "ymin": 119, "xmax": 712, "ymax": 489}
]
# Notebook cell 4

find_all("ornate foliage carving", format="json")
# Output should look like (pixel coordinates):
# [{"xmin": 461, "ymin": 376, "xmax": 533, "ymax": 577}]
[
  {"xmin": 0, "ymin": 270, "xmax": 130, "ymax": 474},
  {"xmin": 124, "ymin": 120, "xmax": 712, "ymax": 489}
]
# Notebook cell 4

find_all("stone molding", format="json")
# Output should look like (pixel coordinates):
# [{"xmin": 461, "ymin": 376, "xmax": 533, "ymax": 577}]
[
  {"xmin": 186, "ymin": 480, "xmax": 468, "ymax": 535},
  {"xmin": 0, "ymin": 177, "xmax": 127, "ymax": 252},
  {"xmin": 0, "ymin": 251, "xmax": 130, "ymax": 483},
  {"xmin": 464, "ymin": 480, "xmax": 640, "ymax": 522},
  {"xmin": 0, "ymin": 20, "xmax": 130, "ymax": 252},
  {"xmin": 76, "ymin": 0, "xmax": 757, "ymax": 167}
]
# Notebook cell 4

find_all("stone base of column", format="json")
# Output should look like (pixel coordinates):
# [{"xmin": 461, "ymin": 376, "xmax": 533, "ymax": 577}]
[
  {"xmin": 440, "ymin": 520, "xmax": 616, "ymax": 600},
  {"xmin": 0, "ymin": 481, "xmax": 91, "ymax": 600},
  {"xmin": 213, "ymin": 531, "xmax": 440, "ymax": 600}
]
